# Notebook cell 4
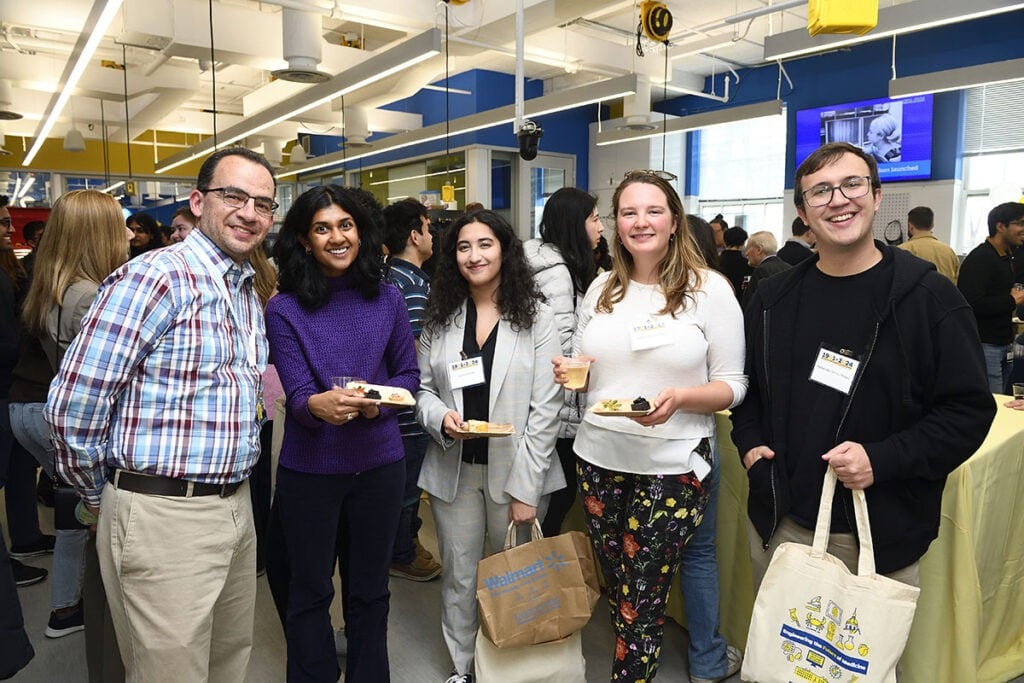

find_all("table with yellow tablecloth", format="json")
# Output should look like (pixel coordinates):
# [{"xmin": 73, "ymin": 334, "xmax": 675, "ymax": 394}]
[{"xmin": 658, "ymin": 404, "xmax": 1024, "ymax": 683}]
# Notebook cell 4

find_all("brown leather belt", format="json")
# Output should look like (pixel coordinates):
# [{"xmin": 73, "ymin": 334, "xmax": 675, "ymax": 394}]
[{"xmin": 107, "ymin": 469, "xmax": 244, "ymax": 498}]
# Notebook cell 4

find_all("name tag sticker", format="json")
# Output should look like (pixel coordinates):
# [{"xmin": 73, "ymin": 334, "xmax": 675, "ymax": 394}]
[
  {"xmin": 629, "ymin": 317, "xmax": 672, "ymax": 351},
  {"xmin": 809, "ymin": 345, "xmax": 860, "ymax": 394},
  {"xmin": 448, "ymin": 356, "xmax": 485, "ymax": 390}
]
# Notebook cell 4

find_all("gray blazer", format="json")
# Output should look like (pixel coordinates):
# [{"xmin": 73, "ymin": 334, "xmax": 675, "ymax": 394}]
[{"xmin": 415, "ymin": 302, "xmax": 565, "ymax": 506}]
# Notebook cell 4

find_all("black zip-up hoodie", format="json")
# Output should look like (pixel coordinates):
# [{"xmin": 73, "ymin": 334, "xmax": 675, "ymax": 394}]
[{"xmin": 731, "ymin": 241, "xmax": 996, "ymax": 574}]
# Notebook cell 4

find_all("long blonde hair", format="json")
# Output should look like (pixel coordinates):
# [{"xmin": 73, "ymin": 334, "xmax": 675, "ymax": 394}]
[
  {"xmin": 249, "ymin": 245, "xmax": 278, "ymax": 308},
  {"xmin": 596, "ymin": 174, "xmax": 705, "ymax": 317},
  {"xmin": 22, "ymin": 190, "xmax": 129, "ymax": 336}
]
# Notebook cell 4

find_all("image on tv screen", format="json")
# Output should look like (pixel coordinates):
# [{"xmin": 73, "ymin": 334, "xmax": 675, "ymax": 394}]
[{"xmin": 795, "ymin": 94, "xmax": 934, "ymax": 182}]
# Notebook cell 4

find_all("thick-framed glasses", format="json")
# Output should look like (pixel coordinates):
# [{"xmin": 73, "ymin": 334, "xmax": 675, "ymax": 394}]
[
  {"xmin": 1009, "ymin": 219, "xmax": 1024, "ymax": 227},
  {"xmin": 623, "ymin": 169, "xmax": 678, "ymax": 182},
  {"xmin": 200, "ymin": 187, "xmax": 279, "ymax": 217},
  {"xmin": 0, "ymin": 217, "xmax": 11, "ymax": 228},
  {"xmin": 801, "ymin": 176, "xmax": 873, "ymax": 207}
]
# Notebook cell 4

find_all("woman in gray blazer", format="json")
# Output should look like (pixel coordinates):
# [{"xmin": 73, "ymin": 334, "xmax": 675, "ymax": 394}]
[{"xmin": 415, "ymin": 210, "xmax": 565, "ymax": 683}]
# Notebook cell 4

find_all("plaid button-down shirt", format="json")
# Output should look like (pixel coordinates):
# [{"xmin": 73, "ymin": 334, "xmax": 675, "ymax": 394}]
[{"xmin": 47, "ymin": 230, "xmax": 269, "ymax": 507}]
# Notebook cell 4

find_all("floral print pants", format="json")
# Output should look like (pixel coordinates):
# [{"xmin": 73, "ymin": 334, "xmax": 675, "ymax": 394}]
[{"xmin": 577, "ymin": 438, "xmax": 712, "ymax": 683}]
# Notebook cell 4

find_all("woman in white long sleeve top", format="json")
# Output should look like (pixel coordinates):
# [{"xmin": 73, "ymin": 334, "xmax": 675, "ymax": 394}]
[{"xmin": 553, "ymin": 171, "xmax": 747, "ymax": 682}]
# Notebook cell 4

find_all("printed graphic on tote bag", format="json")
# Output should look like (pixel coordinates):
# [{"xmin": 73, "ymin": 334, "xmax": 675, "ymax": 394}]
[{"xmin": 777, "ymin": 593, "xmax": 872, "ymax": 681}]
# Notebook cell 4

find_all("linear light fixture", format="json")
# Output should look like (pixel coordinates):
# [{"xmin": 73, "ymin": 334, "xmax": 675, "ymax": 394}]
[
  {"xmin": 764, "ymin": 0, "xmax": 1024, "ymax": 62},
  {"xmin": 595, "ymin": 99, "xmax": 783, "ymax": 146},
  {"xmin": 276, "ymin": 73, "xmax": 638, "ymax": 180},
  {"xmin": 888, "ymin": 57, "xmax": 1024, "ymax": 98},
  {"xmin": 154, "ymin": 28, "xmax": 442, "ymax": 174},
  {"xmin": 23, "ymin": 0, "xmax": 125, "ymax": 165}
]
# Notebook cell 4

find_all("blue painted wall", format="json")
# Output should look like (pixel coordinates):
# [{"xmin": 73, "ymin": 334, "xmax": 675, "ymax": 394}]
[
  {"xmin": 676, "ymin": 10, "xmax": 1024, "ymax": 196},
  {"xmin": 300, "ymin": 69, "xmax": 597, "ymax": 190}
]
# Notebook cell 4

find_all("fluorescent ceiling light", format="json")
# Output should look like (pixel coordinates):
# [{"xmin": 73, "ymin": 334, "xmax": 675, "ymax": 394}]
[
  {"xmin": 277, "ymin": 73, "xmax": 638, "ymax": 179},
  {"xmin": 368, "ymin": 167, "xmax": 466, "ymax": 187},
  {"xmin": 764, "ymin": 0, "xmax": 1024, "ymax": 61},
  {"xmin": 888, "ymin": 57, "xmax": 1024, "ymax": 98},
  {"xmin": 595, "ymin": 100, "xmax": 783, "ymax": 146},
  {"xmin": 154, "ymin": 28, "xmax": 442, "ymax": 174},
  {"xmin": 102, "ymin": 180, "xmax": 126, "ymax": 193},
  {"xmin": 23, "ymin": 0, "xmax": 124, "ymax": 165},
  {"xmin": 17, "ymin": 175, "xmax": 36, "ymax": 199}
]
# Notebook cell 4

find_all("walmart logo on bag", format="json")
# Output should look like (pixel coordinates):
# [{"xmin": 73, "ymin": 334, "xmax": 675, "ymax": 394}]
[
  {"xmin": 481, "ymin": 559, "xmax": 547, "ymax": 591},
  {"xmin": 545, "ymin": 550, "xmax": 569, "ymax": 572}
]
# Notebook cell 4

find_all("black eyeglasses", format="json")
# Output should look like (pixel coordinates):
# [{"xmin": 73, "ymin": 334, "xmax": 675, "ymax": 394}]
[
  {"xmin": 0, "ymin": 217, "xmax": 11, "ymax": 228},
  {"xmin": 623, "ymin": 169, "xmax": 678, "ymax": 182},
  {"xmin": 1009, "ymin": 220, "xmax": 1024, "ymax": 227},
  {"xmin": 200, "ymin": 187, "xmax": 279, "ymax": 217},
  {"xmin": 801, "ymin": 176, "xmax": 873, "ymax": 207}
]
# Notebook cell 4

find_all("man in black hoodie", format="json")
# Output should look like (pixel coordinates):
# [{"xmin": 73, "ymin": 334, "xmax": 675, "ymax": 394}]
[{"xmin": 731, "ymin": 143, "xmax": 995, "ymax": 591}]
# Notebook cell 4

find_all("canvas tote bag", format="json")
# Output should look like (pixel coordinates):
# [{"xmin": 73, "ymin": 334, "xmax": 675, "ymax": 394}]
[
  {"xmin": 474, "ymin": 629, "xmax": 587, "ymax": 683},
  {"xmin": 742, "ymin": 468, "xmax": 920, "ymax": 683},
  {"xmin": 476, "ymin": 521, "xmax": 599, "ymax": 648}
]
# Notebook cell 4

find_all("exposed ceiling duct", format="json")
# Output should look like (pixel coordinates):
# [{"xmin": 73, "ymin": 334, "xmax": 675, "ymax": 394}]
[
  {"xmin": 0, "ymin": 80, "xmax": 23, "ymax": 121},
  {"xmin": 272, "ymin": 8, "xmax": 331, "ymax": 84},
  {"xmin": 341, "ymin": 105, "xmax": 372, "ymax": 146},
  {"xmin": 617, "ymin": 76, "xmax": 657, "ymax": 131}
]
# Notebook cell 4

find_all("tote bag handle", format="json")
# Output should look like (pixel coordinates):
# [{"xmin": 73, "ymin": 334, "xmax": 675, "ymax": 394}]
[
  {"xmin": 812, "ymin": 467, "xmax": 876, "ymax": 576},
  {"xmin": 503, "ymin": 520, "xmax": 544, "ymax": 550}
]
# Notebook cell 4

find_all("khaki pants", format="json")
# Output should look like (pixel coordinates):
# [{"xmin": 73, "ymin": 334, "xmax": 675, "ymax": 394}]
[{"xmin": 97, "ymin": 481, "xmax": 256, "ymax": 683}]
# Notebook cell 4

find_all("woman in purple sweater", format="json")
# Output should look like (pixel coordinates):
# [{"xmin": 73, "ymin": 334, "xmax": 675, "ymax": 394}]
[{"xmin": 265, "ymin": 184, "xmax": 418, "ymax": 683}]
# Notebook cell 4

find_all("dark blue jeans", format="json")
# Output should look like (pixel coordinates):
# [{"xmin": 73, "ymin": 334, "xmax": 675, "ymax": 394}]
[
  {"xmin": 391, "ymin": 433, "xmax": 429, "ymax": 565},
  {"xmin": 276, "ymin": 459, "xmax": 404, "ymax": 683}
]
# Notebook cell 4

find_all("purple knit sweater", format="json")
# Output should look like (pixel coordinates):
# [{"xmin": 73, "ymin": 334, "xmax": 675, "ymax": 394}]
[{"xmin": 265, "ymin": 274, "xmax": 419, "ymax": 474}]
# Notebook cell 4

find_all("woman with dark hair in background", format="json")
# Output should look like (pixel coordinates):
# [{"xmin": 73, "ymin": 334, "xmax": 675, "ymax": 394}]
[
  {"xmin": 126, "ymin": 212, "xmax": 161, "ymax": 258},
  {"xmin": 523, "ymin": 187, "xmax": 603, "ymax": 537},
  {"xmin": 416, "ymin": 209, "xmax": 563, "ymax": 683},
  {"xmin": 717, "ymin": 226, "xmax": 753, "ymax": 300},
  {"xmin": 687, "ymin": 214, "xmax": 720, "ymax": 270},
  {"xmin": 594, "ymin": 234, "xmax": 613, "ymax": 272},
  {"xmin": 266, "ymin": 184, "xmax": 418, "ymax": 682},
  {"xmin": 553, "ymin": 172, "xmax": 746, "ymax": 682},
  {"xmin": 708, "ymin": 214, "xmax": 728, "ymax": 252}
]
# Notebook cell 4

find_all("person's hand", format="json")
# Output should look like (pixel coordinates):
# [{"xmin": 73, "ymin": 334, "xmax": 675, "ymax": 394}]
[
  {"xmin": 307, "ymin": 389, "xmax": 379, "ymax": 425},
  {"xmin": 442, "ymin": 410, "xmax": 473, "ymax": 440},
  {"xmin": 632, "ymin": 387, "xmax": 684, "ymax": 427},
  {"xmin": 1003, "ymin": 398, "xmax": 1024, "ymax": 411},
  {"xmin": 742, "ymin": 445, "xmax": 775, "ymax": 470},
  {"xmin": 551, "ymin": 355, "xmax": 595, "ymax": 385},
  {"xmin": 822, "ymin": 441, "xmax": 874, "ymax": 489},
  {"xmin": 509, "ymin": 499, "xmax": 537, "ymax": 524},
  {"xmin": 1011, "ymin": 287, "xmax": 1024, "ymax": 306}
]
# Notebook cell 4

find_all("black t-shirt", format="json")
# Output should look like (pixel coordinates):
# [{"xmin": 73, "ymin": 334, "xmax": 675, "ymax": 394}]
[
  {"xmin": 461, "ymin": 300, "xmax": 498, "ymax": 465},
  {"xmin": 785, "ymin": 250, "xmax": 894, "ymax": 532}
]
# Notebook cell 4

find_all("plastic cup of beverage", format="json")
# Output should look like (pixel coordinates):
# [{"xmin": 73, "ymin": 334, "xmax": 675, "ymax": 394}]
[
  {"xmin": 1013, "ymin": 383, "xmax": 1024, "ymax": 400},
  {"xmin": 563, "ymin": 359, "xmax": 591, "ymax": 391},
  {"xmin": 331, "ymin": 376, "xmax": 364, "ymax": 390}
]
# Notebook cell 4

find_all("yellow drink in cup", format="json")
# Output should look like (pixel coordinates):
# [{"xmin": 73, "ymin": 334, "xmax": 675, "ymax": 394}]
[{"xmin": 563, "ymin": 359, "xmax": 591, "ymax": 391}]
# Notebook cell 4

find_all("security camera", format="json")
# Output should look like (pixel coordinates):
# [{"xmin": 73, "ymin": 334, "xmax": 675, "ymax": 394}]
[{"xmin": 517, "ymin": 120, "xmax": 543, "ymax": 161}]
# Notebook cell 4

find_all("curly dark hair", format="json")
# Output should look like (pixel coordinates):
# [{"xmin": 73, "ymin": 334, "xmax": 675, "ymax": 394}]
[
  {"xmin": 424, "ymin": 209, "xmax": 541, "ymax": 334},
  {"xmin": 273, "ymin": 184, "xmax": 383, "ymax": 309}
]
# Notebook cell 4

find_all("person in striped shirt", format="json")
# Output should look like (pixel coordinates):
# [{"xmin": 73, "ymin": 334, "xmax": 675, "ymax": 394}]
[
  {"xmin": 46, "ymin": 147, "xmax": 276, "ymax": 683},
  {"xmin": 382, "ymin": 198, "xmax": 441, "ymax": 582}
]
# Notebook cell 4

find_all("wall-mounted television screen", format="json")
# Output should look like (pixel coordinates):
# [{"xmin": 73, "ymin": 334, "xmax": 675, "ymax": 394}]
[{"xmin": 795, "ymin": 94, "xmax": 934, "ymax": 182}]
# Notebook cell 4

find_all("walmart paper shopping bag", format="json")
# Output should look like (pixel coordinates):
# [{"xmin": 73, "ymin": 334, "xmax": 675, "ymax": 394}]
[
  {"xmin": 476, "ymin": 521, "xmax": 599, "ymax": 648},
  {"xmin": 742, "ymin": 468, "xmax": 920, "ymax": 683}
]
